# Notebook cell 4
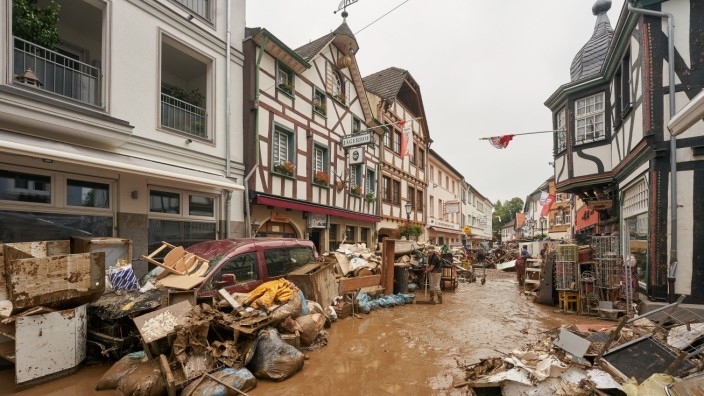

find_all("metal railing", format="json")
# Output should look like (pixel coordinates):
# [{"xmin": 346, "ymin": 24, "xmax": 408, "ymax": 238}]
[
  {"xmin": 13, "ymin": 37, "xmax": 101, "ymax": 107},
  {"xmin": 174, "ymin": 0, "xmax": 212, "ymax": 21},
  {"xmin": 161, "ymin": 93, "xmax": 208, "ymax": 138}
]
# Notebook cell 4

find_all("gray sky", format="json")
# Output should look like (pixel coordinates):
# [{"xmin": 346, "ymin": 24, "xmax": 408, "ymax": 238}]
[{"xmin": 246, "ymin": 0, "xmax": 625, "ymax": 204}]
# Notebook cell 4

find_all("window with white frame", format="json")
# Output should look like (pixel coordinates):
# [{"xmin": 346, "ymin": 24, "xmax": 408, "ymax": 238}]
[
  {"xmin": 555, "ymin": 210, "xmax": 564, "ymax": 225},
  {"xmin": 556, "ymin": 107, "xmax": 567, "ymax": 152},
  {"xmin": 352, "ymin": 117, "xmax": 362, "ymax": 134},
  {"xmin": 350, "ymin": 164, "xmax": 363, "ymax": 193},
  {"xmin": 0, "ymin": 167, "xmax": 113, "ymax": 241},
  {"xmin": 429, "ymin": 196, "xmax": 434, "ymax": 217},
  {"xmin": 149, "ymin": 188, "xmax": 217, "ymax": 251},
  {"xmin": 313, "ymin": 88, "xmax": 326, "ymax": 116},
  {"xmin": 383, "ymin": 126, "xmax": 391, "ymax": 149},
  {"xmin": 172, "ymin": 0, "xmax": 212, "ymax": 21},
  {"xmin": 332, "ymin": 71, "xmax": 346, "ymax": 104},
  {"xmin": 575, "ymin": 93, "xmax": 605, "ymax": 144},
  {"xmin": 623, "ymin": 178, "xmax": 648, "ymax": 290},
  {"xmin": 313, "ymin": 145, "xmax": 328, "ymax": 184},
  {"xmin": 272, "ymin": 125, "xmax": 294, "ymax": 173}
]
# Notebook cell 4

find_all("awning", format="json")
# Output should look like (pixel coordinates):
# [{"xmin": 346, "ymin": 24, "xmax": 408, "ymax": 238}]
[
  {"xmin": 0, "ymin": 130, "xmax": 243, "ymax": 191},
  {"xmin": 257, "ymin": 195, "xmax": 381, "ymax": 223},
  {"xmin": 428, "ymin": 226, "xmax": 462, "ymax": 235}
]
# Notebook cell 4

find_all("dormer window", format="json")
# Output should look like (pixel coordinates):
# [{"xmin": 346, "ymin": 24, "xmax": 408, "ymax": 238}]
[
  {"xmin": 575, "ymin": 93, "xmax": 605, "ymax": 144},
  {"xmin": 332, "ymin": 71, "xmax": 346, "ymax": 104}
]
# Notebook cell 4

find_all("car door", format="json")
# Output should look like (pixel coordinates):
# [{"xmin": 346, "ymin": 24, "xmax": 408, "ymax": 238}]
[{"xmin": 198, "ymin": 251, "xmax": 262, "ymax": 297}]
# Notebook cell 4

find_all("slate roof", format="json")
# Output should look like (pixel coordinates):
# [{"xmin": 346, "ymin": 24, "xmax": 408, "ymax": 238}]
[
  {"xmin": 295, "ymin": 33, "xmax": 334, "ymax": 62},
  {"xmin": 361, "ymin": 67, "xmax": 408, "ymax": 101},
  {"xmin": 570, "ymin": 0, "xmax": 614, "ymax": 82}
]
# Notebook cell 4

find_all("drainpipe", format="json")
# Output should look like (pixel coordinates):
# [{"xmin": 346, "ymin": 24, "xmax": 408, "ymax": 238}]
[
  {"xmin": 627, "ymin": 3, "xmax": 677, "ymax": 302},
  {"xmin": 244, "ymin": 35, "xmax": 269, "ymax": 237},
  {"xmin": 223, "ymin": 0, "xmax": 232, "ymax": 238}
]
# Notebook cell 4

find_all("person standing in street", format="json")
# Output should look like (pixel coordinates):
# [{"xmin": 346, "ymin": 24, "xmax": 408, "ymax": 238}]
[
  {"xmin": 425, "ymin": 246, "xmax": 443, "ymax": 304},
  {"xmin": 516, "ymin": 244, "xmax": 530, "ymax": 286}
]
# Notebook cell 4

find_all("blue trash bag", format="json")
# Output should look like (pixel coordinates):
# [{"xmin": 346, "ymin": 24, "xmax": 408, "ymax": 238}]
[{"xmin": 180, "ymin": 367, "xmax": 257, "ymax": 396}]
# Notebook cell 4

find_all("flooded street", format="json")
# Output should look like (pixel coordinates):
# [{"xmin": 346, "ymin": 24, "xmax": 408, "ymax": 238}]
[{"xmin": 0, "ymin": 269, "xmax": 606, "ymax": 395}]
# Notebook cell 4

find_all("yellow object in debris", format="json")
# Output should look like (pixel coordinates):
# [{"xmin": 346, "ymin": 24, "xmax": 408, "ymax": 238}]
[
  {"xmin": 244, "ymin": 278, "xmax": 298, "ymax": 309},
  {"xmin": 121, "ymin": 301, "xmax": 136, "ymax": 311}
]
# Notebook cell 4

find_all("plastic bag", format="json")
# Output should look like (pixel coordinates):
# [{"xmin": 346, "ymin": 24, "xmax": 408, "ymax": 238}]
[
  {"xmin": 107, "ymin": 264, "xmax": 140, "ymax": 291},
  {"xmin": 246, "ymin": 327, "xmax": 305, "ymax": 381},
  {"xmin": 95, "ymin": 351, "xmax": 145, "ymax": 390},
  {"xmin": 116, "ymin": 358, "xmax": 166, "ymax": 396},
  {"xmin": 180, "ymin": 367, "xmax": 257, "ymax": 396}
]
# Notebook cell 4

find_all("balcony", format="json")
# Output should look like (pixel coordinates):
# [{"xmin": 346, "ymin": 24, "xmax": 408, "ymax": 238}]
[
  {"xmin": 174, "ymin": 0, "xmax": 212, "ymax": 21},
  {"xmin": 13, "ymin": 37, "xmax": 101, "ymax": 107},
  {"xmin": 161, "ymin": 93, "xmax": 207, "ymax": 138}
]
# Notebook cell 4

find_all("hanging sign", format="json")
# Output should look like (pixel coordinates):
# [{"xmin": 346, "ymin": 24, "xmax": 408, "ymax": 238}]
[
  {"xmin": 348, "ymin": 147, "xmax": 365, "ymax": 164},
  {"xmin": 307, "ymin": 213, "xmax": 329, "ymax": 229},
  {"xmin": 463, "ymin": 226, "xmax": 472, "ymax": 235},
  {"xmin": 587, "ymin": 200, "xmax": 612, "ymax": 210},
  {"xmin": 271, "ymin": 212, "xmax": 289, "ymax": 223},
  {"xmin": 341, "ymin": 131, "xmax": 374, "ymax": 148}
]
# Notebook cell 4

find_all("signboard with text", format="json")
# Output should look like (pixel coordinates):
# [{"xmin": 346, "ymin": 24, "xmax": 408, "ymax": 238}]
[{"xmin": 341, "ymin": 131, "xmax": 374, "ymax": 148}]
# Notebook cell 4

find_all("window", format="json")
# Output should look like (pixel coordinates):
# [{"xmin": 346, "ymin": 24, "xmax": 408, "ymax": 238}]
[
  {"xmin": 313, "ymin": 88, "xmax": 327, "ymax": 116},
  {"xmin": 150, "ymin": 190, "xmax": 180, "ymax": 214},
  {"xmin": 12, "ymin": 1, "xmax": 104, "ymax": 107},
  {"xmin": 346, "ymin": 226, "xmax": 356, "ymax": 243},
  {"xmin": 161, "ymin": 36, "xmax": 210, "ymax": 139},
  {"xmin": 556, "ymin": 210, "xmax": 564, "ymax": 225},
  {"xmin": 361, "ymin": 228, "xmax": 369, "ymax": 246},
  {"xmin": 383, "ymin": 127, "xmax": 391, "ymax": 149},
  {"xmin": 202, "ymin": 252, "xmax": 258, "ymax": 291},
  {"xmin": 0, "ymin": 170, "xmax": 51, "ymax": 204},
  {"xmin": 352, "ymin": 117, "xmax": 362, "ymax": 134},
  {"xmin": 0, "ymin": 168, "xmax": 113, "ymax": 242},
  {"xmin": 382, "ymin": 176, "xmax": 391, "ymax": 201},
  {"xmin": 429, "ymin": 196, "xmax": 434, "ymax": 217},
  {"xmin": 350, "ymin": 165, "xmax": 363, "ymax": 194},
  {"xmin": 564, "ymin": 211, "xmax": 571, "ymax": 225},
  {"xmin": 614, "ymin": 48, "xmax": 632, "ymax": 127},
  {"xmin": 272, "ymin": 125, "xmax": 294, "ymax": 174},
  {"xmin": 329, "ymin": 224, "xmax": 339, "ymax": 251},
  {"xmin": 407, "ymin": 186, "xmax": 416, "ymax": 209},
  {"xmin": 418, "ymin": 149, "xmax": 425, "ymax": 168},
  {"xmin": 392, "ymin": 180, "xmax": 401, "ymax": 205},
  {"xmin": 189, "ymin": 195, "xmax": 214, "ymax": 217},
  {"xmin": 67, "ymin": 179, "xmax": 109, "ymax": 208},
  {"xmin": 313, "ymin": 145, "xmax": 328, "ymax": 184},
  {"xmin": 409, "ymin": 142, "xmax": 416, "ymax": 164},
  {"xmin": 148, "ymin": 188, "xmax": 217, "ymax": 250},
  {"xmin": 332, "ymin": 72, "xmax": 346, "ymax": 104},
  {"xmin": 575, "ymin": 93, "xmax": 605, "ymax": 144},
  {"xmin": 438, "ymin": 199, "xmax": 443, "ymax": 220},
  {"xmin": 393, "ymin": 131, "xmax": 401, "ymax": 154},
  {"xmin": 429, "ymin": 166, "xmax": 435, "ymax": 182},
  {"xmin": 365, "ymin": 168, "xmax": 375, "ymax": 193},
  {"xmin": 172, "ymin": 0, "xmax": 212, "ymax": 21},
  {"xmin": 416, "ymin": 189, "xmax": 423, "ymax": 212},
  {"xmin": 264, "ymin": 247, "xmax": 314, "ymax": 278},
  {"xmin": 277, "ymin": 62, "xmax": 295, "ymax": 96},
  {"xmin": 556, "ymin": 108, "xmax": 567, "ymax": 152}
]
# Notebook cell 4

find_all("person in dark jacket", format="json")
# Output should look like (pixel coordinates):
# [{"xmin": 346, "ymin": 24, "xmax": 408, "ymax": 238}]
[{"xmin": 425, "ymin": 246, "xmax": 443, "ymax": 303}]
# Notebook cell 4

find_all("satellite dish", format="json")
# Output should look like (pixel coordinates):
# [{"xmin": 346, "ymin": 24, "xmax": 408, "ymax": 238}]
[{"xmin": 334, "ymin": 0, "xmax": 359, "ymax": 14}]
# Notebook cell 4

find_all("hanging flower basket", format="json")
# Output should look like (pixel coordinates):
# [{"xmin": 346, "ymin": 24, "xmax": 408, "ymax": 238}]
[
  {"xmin": 365, "ymin": 192, "xmax": 376, "ymax": 203},
  {"xmin": 314, "ymin": 171, "xmax": 329, "ymax": 185},
  {"xmin": 351, "ymin": 184, "xmax": 362, "ymax": 196},
  {"xmin": 274, "ymin": 160, "xmax": 295, "ymax": 176}
]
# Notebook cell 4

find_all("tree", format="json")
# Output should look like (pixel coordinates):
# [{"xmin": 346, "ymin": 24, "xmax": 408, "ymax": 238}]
[
  {"xmin": 397, "ymin": 222, "xmax": 423, "ymax": 240},
  {"xmin": 492, "ymin": 197, "xmax": 525, "ymax": 242},
  {"xmin": 12, "ymin": 0, "xmax": 61, "ymax": 49}
]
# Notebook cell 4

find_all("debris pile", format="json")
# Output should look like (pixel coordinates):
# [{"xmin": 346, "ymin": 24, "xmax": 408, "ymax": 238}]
[{"xmin": 459, "ymin": 296, "xmax": 704, "ymax": 394}]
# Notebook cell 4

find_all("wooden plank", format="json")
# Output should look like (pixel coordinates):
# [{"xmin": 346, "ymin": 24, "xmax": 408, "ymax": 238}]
[
  {"xmin": 157, "ymin": 275, "xmax": 204, "ymax": 290},
  {"xmin": 338, "ymin": 275, "xmax": 381, "ymax": 293},
  {"xmin": 159, "ymin": 354, "xmax": 177, "ymax": 396}
]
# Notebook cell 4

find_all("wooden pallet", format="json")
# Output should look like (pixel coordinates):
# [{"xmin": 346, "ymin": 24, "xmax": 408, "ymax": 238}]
[{"xmin": 233, "ymin": 315, "xmax": 272, "ymax": 334}]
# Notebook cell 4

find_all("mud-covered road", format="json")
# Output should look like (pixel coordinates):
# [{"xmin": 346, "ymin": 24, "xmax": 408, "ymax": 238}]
[{"xmin": 1, "ymin": 269, "xmax": 607, "ymax": 395}]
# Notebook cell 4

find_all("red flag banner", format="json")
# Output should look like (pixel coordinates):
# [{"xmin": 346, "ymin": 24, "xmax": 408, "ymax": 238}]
[
  {"xmin": 540, "ymin": 193, "xmax": 555, "ymax": 217},
  {"xmin": 401, "ymin": 121, "xmax": 413, "ymax": 157},
  {"xmin": 488, "ymin": 135, "xmax": 514, "ymax": 149}
]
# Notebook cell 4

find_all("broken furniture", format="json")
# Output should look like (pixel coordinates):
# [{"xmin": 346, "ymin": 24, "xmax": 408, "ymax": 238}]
[
  {"xmin": 286, "ymin": 262, "xmax": 337, "ymax": 307},
  {"xmin": 71, "ymin": 236, "xmax": 133, "ymax": 270},
  {"xmin": 133, "ymin": 300, "xmax": 193, "ymax": 359},
  {"xmin": 524, "ymin": 258, "xmax": 542, "ymax": 295},
  {"xmin": 0, "ymin": 304, "xmax": 88, "ymax": 384},
  {"xmin": 142, "ymin": 241, "xmax": 209, "ymax": 280}
]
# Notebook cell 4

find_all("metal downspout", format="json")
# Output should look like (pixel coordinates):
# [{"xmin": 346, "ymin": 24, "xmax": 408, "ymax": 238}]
[
  {"xmin": 627, "ymin": 3, "xmax": 678, "ymax": 302},
  {"xmin": 245, "ymin": 35, "xmax": 269, "ymax": 237},
  {"xmin": 222, "ymin": 0, "xmax": 232, "ymax": 238}
]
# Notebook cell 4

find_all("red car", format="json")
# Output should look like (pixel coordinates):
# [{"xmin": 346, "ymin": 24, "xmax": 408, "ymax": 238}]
[{"xmin": 184, "ymin": 238, "xmax": 318, "ymax": 299}]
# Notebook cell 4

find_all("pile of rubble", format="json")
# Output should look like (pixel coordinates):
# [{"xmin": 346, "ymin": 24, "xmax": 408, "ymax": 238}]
[{"xmin": 458, "ymin": 296, "xmax": 704, "ymax": 395}]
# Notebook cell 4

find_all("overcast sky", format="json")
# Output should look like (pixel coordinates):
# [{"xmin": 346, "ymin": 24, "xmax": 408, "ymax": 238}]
[{"xmin": 246, "ymin": 0, "xmax": 625, "ymax": 205}]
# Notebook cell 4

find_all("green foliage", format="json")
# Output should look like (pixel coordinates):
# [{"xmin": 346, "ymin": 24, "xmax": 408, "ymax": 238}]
[
  {"xmin": 162, "ymin": 85, "xmax": 204, "ymax": 107},
  {"xmin": 492, "ymin": 197, "xmax": 525, "ymax": 240},
  {"xmin": 12, "ymin": 0, "xmax": 61, "ymax": 49},
  {"xmin": 397, "ymin": 222, "xmax": 423, "ymax": 239}
]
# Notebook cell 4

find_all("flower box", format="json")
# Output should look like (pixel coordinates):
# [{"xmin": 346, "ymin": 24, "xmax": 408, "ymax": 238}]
[
  {"xmin": 274, "ymin": 161, "xmax": 295, "ymax": 176},
  {"xmin": 350, "ymin": 184, "xmax": 362, "ymax": 196},
  {"xmin": 314, "ymin": 171, "xmax": 329, "ymax": 185}
]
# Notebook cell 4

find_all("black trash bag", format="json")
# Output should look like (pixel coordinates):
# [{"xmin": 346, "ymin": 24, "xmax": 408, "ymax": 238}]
[{"xmin": 246, "ymin": 327, "xmax": 305, "ymax": 381}]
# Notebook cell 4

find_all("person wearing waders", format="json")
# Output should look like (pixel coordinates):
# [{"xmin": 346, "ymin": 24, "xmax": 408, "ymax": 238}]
[{"xmin": 425, "ymin": 246, "xmax": 443, "ymax": 304}]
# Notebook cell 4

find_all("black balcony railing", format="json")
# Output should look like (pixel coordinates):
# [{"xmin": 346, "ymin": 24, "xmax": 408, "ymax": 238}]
[
  {"xmin": 13, "ymin": 37, "xmax": 101, "ymax": 107},
  {"xmin": 161, "ymin": 93, "xmax": 208, "ymax": 138}
]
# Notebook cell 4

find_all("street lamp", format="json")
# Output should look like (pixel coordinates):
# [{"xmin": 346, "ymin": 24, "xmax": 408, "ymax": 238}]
[
  {"xmin": 404, "ymin": 201, "xmax": 412, "ymax": 220},
  {"xmin": 539, "ymin": 216, "xmax": 546, "ymax": 237}
]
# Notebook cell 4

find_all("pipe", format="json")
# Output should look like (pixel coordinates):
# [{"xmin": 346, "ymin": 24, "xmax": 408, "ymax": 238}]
[
  {"xmin": 627, "ymin": 3, "xmax": 677, "ymax": 302},
  {"xmin": 244, "ymin": 165, "xmax": 258, "ymax": 237},
  {"xmin": 224, "ymin": 0, "xmax": 232, "ymax": 238}
]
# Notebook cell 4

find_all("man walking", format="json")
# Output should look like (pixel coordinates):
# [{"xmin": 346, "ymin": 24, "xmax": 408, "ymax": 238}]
[{"xmin": 425, "ymin": 246, "xmax": 443, "ymax": 304}]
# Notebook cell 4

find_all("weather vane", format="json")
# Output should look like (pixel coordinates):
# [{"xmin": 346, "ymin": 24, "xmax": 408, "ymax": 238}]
[{"xmin": 334, "ymin": 0, "xmax": 359, "ymax": 16}]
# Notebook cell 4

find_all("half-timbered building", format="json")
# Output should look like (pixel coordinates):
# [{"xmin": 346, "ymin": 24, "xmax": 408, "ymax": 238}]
[
  {"xmin": 243, "ymin": 20, "xmax": 380, "ymax": 254},
  {"xmin": 545, "ymin": 0, "xmax": 704, "ymax": 303},
  {"xmin": 362, "ymin": 67, "xmax": 430, "ymax": 244}
]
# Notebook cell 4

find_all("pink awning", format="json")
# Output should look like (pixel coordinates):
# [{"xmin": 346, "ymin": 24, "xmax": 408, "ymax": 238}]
[{"xmin": 256, "ymin": 195, "xmax": 381, "ymax": 223}]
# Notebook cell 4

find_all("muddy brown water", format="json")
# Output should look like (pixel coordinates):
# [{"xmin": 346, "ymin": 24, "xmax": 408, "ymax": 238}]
[{"xmin": 0, "ymin": 269, "xmax": 607, "ymax": 395}]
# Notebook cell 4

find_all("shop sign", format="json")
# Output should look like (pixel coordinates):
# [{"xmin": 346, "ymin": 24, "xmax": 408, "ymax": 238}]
[
  {"xmin": 307, "ymin": 213, "xmax": 329, "ymax": 229},
  {"xmin": 587, "ymin": 200, "xmax": 612, "ymax": 210},
  {"xmin": 341, "ymin": 131, "xmax": 374, "ymax": 148},
  {"xmin": 271, "ymin": 212, "xmax": 289, "ymax": 223}
]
